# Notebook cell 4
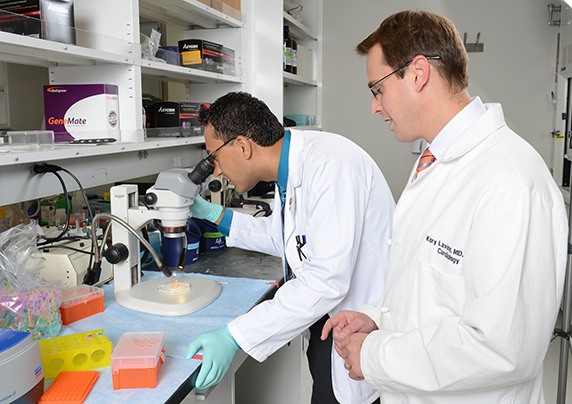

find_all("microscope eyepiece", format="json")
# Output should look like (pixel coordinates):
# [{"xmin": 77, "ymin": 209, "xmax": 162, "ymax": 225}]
[{"xmin": 188, "ymin": 158, "xmax": 214, "ymax": 185}]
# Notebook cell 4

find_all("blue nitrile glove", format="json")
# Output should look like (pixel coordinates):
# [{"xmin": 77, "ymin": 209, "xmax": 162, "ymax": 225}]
[
  {"xmin": 189, "ymin": 195, "xmax": 223, "ymax": 223},
  {"xmin": 186, "ymin": 326, "xmax": 240, "ymax": 390}
]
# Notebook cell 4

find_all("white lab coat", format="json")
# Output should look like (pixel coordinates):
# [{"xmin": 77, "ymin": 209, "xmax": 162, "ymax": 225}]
[
  {"xmin": 226, "ymin": 129, "xmax": 395, "ymax": 404},
  {"xmin": 359, "ymin": 103, "xmax": 568, "ymax": 403}
]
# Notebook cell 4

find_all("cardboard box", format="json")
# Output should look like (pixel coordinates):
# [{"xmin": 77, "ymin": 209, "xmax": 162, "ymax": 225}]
[
  {"xmin": 223, "ymin": 0, "xmax": 240, "ymax": 11},
  {"xmin": 212, "ymin": 0, "xmax": 241, "ymax": 11},
  {"xmin": 296, "ymin": 44, "xmax": 315, "ymax": 81},
  {"xmin": 222, "ymin": 1, "xmax": 241, "ymax": 21},
  {"xmin": 178, "ymin": 39, "xmax": 223, "ymax": 74},
  {"xmin": 44, "ymin": 84, "xmax": 120, "ymax": 142},
  {"xmin": 212, "ymin": 0, "xmax": 241, "ymax": 21},
  {"xmin": 222, "ymin": 46, "xmax": 236, "ymax": 76},
  {"xmin": 197, "ymin": 0, "xmax": 210, "ymax": 5},
  {"xmin": 0, "ymin": 0, "xmax": 75, "ymax": 45}
]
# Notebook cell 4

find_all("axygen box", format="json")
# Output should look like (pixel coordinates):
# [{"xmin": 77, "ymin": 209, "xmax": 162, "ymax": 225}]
[
  {"xmin": 44, "ymin": 84, "xmax": 120, "ymax": 142},
  {"xmin": 178, "ymin": 39, "xmax": 223, "ymax": 74},
  {"xmin": 0, "ymin": 0, "xmax": 76, "ymax": 45}
]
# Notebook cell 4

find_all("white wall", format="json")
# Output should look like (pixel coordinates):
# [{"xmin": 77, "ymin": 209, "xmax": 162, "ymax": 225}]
[{"xmin": 322, "ymin": 0, "xmax": 562, "ymax": 200}]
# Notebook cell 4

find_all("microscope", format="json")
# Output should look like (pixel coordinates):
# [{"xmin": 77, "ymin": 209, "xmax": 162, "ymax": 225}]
[{"xmin": 105, "ymin": 158, "xmax": 222, "ymax": 316}]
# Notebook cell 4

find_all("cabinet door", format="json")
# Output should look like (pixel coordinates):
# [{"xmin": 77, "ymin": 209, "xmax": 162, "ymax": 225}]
[{"xmin": 235, "ymin": 335, "xmax": 312, "ymax": 404}]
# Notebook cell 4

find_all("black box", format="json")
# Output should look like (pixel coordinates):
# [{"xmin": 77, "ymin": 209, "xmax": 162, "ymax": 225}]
[
  {"xmin": 153, "ymin": 101, "xmax": 179, "ymax": 136},
  {"xmin": 178, "ymin": 39, "xmax": 223, "ymax": 74},
  {"xmin": 0, "ymin": 0, "xmax": 75, "ymax": 45},
  {"xmin": 142, "ymin": 93, "xmax": 162, "ymax": 129},
  {"xmin": 179, "ymin": 102, "xmax": 202, "ymax": 137},
  {"xmin": 152, "ymin": 101, "xmax": 205, "ymax": 138},
  {"xmin": 222, "ymin": 46, "xmax": 236, "ymax": 76}
]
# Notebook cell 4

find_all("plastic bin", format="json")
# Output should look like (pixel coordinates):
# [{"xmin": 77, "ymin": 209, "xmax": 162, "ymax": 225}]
[
  {"xmin": 8, "ymin": 130, "xmax": 54, "ymax": 151},
  {"xmin": 194, "ymin": 218, "xmax": 226, "ymax": 252},
  {"xmin": 59, "ymin": 285, "xmax": 104, "ymax": 325},
  {"xmin": 111, "ymin": 332, "xmax": 165, "ymax": 390}
]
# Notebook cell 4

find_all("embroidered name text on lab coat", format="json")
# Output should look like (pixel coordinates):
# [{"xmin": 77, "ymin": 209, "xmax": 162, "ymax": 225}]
[{"xmin": 426, "ymin": 235, "xmax": 464, "ymax": 265}]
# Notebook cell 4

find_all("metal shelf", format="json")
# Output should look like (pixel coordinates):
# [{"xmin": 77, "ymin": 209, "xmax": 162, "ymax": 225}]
[
  {"xmin": 0, "ymin": 32, "xmax": 133, "ymax": 68},
  {"xmin": 140, "ymin": 0, "xmax": 245, "ymax": 30},
  {"xmin": 140, "ymin": 59, "xmax": 243, "ymax": 84},
  {"xmin": 0, "ymin": 136, "xmax": 204, "ymax": 167},
  {"xmin": 283, "ymin": 12, "xmax": 317, "ymax": 41},
  {"xmin": 0, "ymin": 137, "xmax": 205, "ymax": 206},
  {"xmin": 283, "ymin": 71, "xmax": 317, "ymax": 86}
]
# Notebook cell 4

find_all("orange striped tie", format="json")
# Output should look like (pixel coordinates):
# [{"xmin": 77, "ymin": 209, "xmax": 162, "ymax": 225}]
[{"xmin": 413, "ymin": 148, "xmax": 436, "ymax": 180}]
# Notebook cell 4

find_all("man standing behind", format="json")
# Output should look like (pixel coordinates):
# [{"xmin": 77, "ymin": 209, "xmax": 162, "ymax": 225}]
[
  {"xmin": 187, "ymin": 91, "xmax": 395, "ymax": 404},
  {"xmin": 323, "ymin": 10, "xmax": 568, "ymax": 404}
]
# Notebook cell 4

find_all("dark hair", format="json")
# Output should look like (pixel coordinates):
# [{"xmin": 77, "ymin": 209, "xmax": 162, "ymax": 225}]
[
  {"xmin": 199, "ymin": 92, "xmax": 285, "ymax": 147},
  {"xmin": 356, "ymin": 10, "xmax": 469, "ymax": 92}
]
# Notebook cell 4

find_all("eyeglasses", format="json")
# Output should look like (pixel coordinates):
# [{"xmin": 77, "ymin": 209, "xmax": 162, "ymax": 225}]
[
  {"xmin": 369, "ymin": 56, "xmax": 440, "ymax": 98},
  {"xmin": 206, "ymin": 136, "xmax": 250, "ymax": 165}
]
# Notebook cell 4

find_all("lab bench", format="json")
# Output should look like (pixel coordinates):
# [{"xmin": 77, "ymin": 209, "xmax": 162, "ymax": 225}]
[{"xmin": 51, "ymin": 247, "xmax": 282, "ymax": 404}]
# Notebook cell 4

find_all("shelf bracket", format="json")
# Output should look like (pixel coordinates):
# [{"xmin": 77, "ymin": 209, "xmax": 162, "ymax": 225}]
[{"xmin": 463, "ymin": 32, "xmax": 484, "ymax": 53}]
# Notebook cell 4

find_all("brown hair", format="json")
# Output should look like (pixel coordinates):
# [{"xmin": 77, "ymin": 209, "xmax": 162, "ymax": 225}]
[{"xmin": 356, "ymin": 10, "xmax": 469, "ymax": 92}]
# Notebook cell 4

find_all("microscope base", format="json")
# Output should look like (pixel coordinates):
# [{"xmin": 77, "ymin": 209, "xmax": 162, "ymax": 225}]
[{"xmin": 115, "ymin": 277, "xmax": 222, "ymax": 316}]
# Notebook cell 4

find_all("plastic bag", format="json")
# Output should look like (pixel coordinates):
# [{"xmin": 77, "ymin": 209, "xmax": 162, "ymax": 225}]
[
  {"xmin": 141, "ymin": 28, "xmax": 164, "ymax": 63},
  {"xmin": 284, "ymin": 2, "xmax": 303, "ymax": 22},
  {"xmin": 0, "ymin": 221, "xmax": 63, "ymax": 339}
]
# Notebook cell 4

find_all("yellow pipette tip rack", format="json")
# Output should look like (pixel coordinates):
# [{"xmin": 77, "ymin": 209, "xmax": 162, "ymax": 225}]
[{"xmin": 38, "ymin": 330, "xmax": 112, "ymax": 379}]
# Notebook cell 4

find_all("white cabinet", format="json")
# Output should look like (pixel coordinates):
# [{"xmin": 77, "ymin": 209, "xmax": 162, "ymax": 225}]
[
  {"xmin": 235, "ymin": 335, "xmax": 312, "ymax": 404},
  {"xmin": 182, "ymin": 351, "xmax": 248, "ymax": 404}
]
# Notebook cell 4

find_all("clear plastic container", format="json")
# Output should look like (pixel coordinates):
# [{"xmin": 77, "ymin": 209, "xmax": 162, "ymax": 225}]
[
  {"xmin": 111, "ymin": 331, "xmax": 165, "ymax": 390},
  {"xmin": 8, "ymin": 130, "xmax": 54, "ymax": 151},
  {"xmin": 59, "ymin": 285, "xmax": 104, "ymax": 325}
]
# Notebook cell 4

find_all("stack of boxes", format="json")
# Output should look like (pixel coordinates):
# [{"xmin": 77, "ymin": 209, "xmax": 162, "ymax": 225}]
[
  {"xmin": 178, "ymin": 38, "xmax": 236, "ymax": 77},
  {"xmin": 197, "ymin": 0, "xmax": 241, "ymax": 21},
  {"xmin": 181, "ymin": 0, "xmax": 239, "ymax": 77},
  {"xmin": 179, "ymin": 39, "xmax": 223, "ymax": 74}
]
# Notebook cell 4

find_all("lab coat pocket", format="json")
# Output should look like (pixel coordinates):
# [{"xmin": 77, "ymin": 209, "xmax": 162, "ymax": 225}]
[{"xmin": 411, "ymin": 259, "xmax": 466, "ymax": 327}]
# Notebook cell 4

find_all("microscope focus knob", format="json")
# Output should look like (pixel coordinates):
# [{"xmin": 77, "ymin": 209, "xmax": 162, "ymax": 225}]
[
  {"xmin": 104, "ymin": 243, "xmax": 129, "ymax": 264},
  {"xmin": 209, "ymin": 179, "xmax": 222, "ymax": 193},
  {"xmin": 141, "ymin": 192, "xmax": 158, "ymax": 206}
]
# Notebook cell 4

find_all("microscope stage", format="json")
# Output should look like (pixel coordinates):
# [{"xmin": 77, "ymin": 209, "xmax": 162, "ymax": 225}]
[{"xmin": 114, "ymin": 277, "xmax": 222, "ymax": 316}]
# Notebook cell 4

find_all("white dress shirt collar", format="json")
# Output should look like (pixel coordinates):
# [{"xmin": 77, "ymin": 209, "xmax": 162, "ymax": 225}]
[{"xmin": 428, "ymin": 96, "xmax": 487, "ymax": 159}]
